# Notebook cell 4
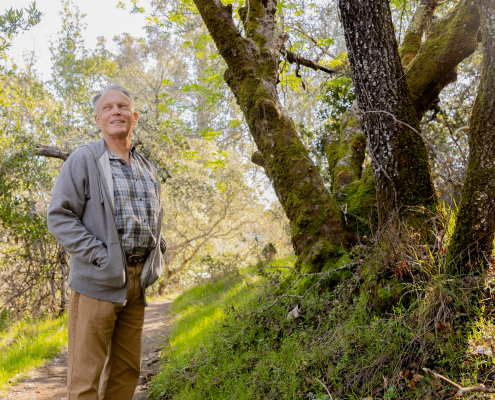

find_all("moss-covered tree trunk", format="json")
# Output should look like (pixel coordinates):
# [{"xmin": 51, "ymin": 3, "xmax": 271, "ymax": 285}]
[
  {"xmin": 339, "ymin": 0, "xmax": 438, "ymax": 226},
  {"xmin": 405, "ymin": 0, "xmax": 480, "ymax": 118},
  {"xmin": 448, "ymin": 0, "xmax": 495, "ymax": 271},
  {"xmin": 192, "ymin": 0, "xmax": 347, "ymax": 271},
  {"xmin": 327, "ymin": 0, "xmax": 480, "ymax": 234},
  {"xmin": 323, "ymin": 101, "xmax": 376, "ymax": 235},
  {"xmin": 399, "ymin": 0, "xmax": 436, "ymax": 67}
]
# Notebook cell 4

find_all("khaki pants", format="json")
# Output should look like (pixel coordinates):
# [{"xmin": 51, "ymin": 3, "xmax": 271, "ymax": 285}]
[{"xmin": 67, "ymin": 263, "xmax": 145, "ymax": 400}]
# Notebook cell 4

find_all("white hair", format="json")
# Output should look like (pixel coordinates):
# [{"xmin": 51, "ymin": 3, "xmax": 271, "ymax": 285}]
[{"xmin": 92, "ymin": 84, "xmax": 134, "ymax": 115}]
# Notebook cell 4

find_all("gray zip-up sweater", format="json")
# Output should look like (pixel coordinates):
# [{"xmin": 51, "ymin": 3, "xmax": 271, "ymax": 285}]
[{"xmin": 47, "ymin": 138, "xmax": 163, "ymax": 305}]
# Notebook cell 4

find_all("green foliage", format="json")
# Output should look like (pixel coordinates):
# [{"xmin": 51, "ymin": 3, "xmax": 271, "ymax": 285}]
[
  {"xmin": 0, "ymin": 2, "xmax": 42, "ymax": 56},
  {"xmin": 0, "ymin": 314, "xmax": 68, "ymax": 389},
  {"xmin": 49, "ymin": 1, "xmax": 116, "ymax": 145},
  {"xmin": 150, "ymin": 254, "xmax": 494, "ymax": 399},
  {"xmin": 260, "ymin": 242, "xmax": 277, "ymax": 263},
  {"xmin": 317, "ymin": 77, "xmax": 355, "ymax": 140}
]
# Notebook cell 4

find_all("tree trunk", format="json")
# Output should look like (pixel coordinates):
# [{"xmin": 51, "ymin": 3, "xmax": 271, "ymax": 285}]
[
  {"xmin": 193, "ymin": 0, "xmax": 348, "ymax": 271},
  {"xmin": 323, "ymin": 101, "xmax": 366, "ymax": 194},
  {"xmin": 339, "ymin": 0, "xmax": 439, "ymax": 227},
  {"xmin": 327, "ymin": 0, "xmax": 480, "ymax": 240},
  {"xmin": 323, "ymin": 101, "xmax": 376, "ymax": 237},
  {"xmin": 448, "ymin": 0, "xmax": 495, "ymax": 271}
]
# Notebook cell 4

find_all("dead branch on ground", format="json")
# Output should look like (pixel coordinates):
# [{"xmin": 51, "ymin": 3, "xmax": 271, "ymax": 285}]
[{"xmin": 422, "ymin": 367, "xmax": 495, "ymax": 397}]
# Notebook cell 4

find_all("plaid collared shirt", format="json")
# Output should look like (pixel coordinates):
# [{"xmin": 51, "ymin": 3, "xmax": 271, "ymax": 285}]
[{"xmin": 108, "ymin": 146, "xmax": 160, "ymax": 255}]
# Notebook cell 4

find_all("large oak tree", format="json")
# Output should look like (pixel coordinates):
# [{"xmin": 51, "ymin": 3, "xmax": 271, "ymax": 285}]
[{"xmin": 190, "ymin": 0, "xmax": 490, "ymax": 272}]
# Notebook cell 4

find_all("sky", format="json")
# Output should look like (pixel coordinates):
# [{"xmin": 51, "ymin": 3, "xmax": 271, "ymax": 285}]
[{"xmin": 6, "ymin": 0, "xmax": 149, "ymax": 81}]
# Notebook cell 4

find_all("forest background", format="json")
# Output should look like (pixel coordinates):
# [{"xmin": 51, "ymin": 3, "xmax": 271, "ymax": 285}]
[
  {"xmin": 1, "ymin": 0, "xmax": 295, "ymax": 317},
  {"xmin": 1, "ymin": 0, "xmax": 494, "ymax": 397},
  {"xmin": 0, "ymin": 0, "xmax": 482, "ymax": 316}
]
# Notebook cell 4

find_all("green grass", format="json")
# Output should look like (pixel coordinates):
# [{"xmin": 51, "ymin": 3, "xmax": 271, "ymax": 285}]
[
  {"xmin": 0, "ymin": 314, "xmax": 68, "ymax": 390},
  {"xmin": 150, "ymin": 254, "xmax": 492, "ymax": 400}
]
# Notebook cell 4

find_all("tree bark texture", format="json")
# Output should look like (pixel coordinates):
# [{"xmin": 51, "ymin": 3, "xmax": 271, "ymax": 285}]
[
  {"xmin": 448, "ymin": 0, "xmax": 495, "ymax": 271},
  {"xmin": 339, "ymin": 0, "xmax": 438, "ymax": 225},
  {"xmin": 193, "ymin": 0, "xmax": 348, "ymax": 271}
]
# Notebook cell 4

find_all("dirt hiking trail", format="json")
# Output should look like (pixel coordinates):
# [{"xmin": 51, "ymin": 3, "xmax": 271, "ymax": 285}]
[{"xmin": 1, "ymin": 299, "xmax": 174, "ymax": 400}]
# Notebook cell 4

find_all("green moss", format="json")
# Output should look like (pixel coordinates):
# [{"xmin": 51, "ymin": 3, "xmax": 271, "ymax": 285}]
[
  {"xmin": 400, "ymin": 31, "xmax": 422, "ymax": 66},
  {"xmin": 278, "ymin": 254, "xmax": 354, "ymax": 296},
  {"xmin": 349, "ymin": 134, "xmax": 366, "ymax": 178},
  {"xmin": 325, "ymin": 104, "xmax": 366, "ymax": 192},
  {"xmin": 359, "ymin": 256, "xmax": 404, "ymax": 312},
  {"xmin": 406, "ymin": 0, "xmax": 480, "ymax": 118},
  {"xmin": 342, "ymin": 167, "xmax": 377, "ymax": 236}
]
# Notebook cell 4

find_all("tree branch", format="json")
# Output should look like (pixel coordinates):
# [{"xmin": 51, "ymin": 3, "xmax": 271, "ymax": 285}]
[
  {"xmin": 400, "ymin": 0, "xmax": 437, "ymax": 66},
  {"xmin": 31, "ymin": 146, "xmax": 72, "ymax": 161},
  {"xmin": 406, "ymin": 0, "xmax": 480, "ymax": 118},
  {"xmin": 285, "ymin": 50, "xmax": 335, "ymax": 75},
  {"xmin": 251, "ymin": 151, "xmax": 266, "ymax": 168},
  {"xmin": 422, "ymin": 368, "xmax": 495, "ymax": 396},
  {"xmin": 192, "ymin": 0, "xmax": 249, "ymax": 68},
  {"xmin": 6, "ymin": 146, "xmax": 72, "ymax": 165}
]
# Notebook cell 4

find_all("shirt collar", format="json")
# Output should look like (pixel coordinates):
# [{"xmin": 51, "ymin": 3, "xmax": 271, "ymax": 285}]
[{"xmin": 107, "ymin": 145, "xmax": 136, "ymax": 161}]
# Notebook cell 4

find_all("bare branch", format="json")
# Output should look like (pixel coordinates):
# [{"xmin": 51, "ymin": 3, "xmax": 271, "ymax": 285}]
[
  {"xmin": 31, "ymin": 146, "xmax": 72, "ymax": 160},
  {"xmin": 285, "ymin": 50, "xmax": 335, "ymax": 75},
  {"xmin": 422, "ymin": 368, "xmax": 495, "ymax": 396},
  {"xmin": 314, "ymin": 378, "xmax": 333, "ymax": 400},
  {"xmin": 9, "ymin": 146, "xmax": 72, "ymax": 162}
]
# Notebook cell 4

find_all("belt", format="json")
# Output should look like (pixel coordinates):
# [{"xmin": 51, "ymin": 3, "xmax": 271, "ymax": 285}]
[{"xmin": 125, "ymin": 253, "xmax": 149, "ymax": 266}]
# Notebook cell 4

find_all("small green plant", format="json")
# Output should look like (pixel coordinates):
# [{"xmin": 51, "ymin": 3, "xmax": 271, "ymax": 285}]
[
  {"xmin": 261, "ymin": 243, "xmax": 277, "ymax": 263},
  {"xmin": 0, "ymin": 308, "xmax": 10, "ymax": 332}
]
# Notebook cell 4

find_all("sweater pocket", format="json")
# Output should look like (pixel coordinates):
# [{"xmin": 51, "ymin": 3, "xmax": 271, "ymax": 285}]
[{"xmin": 89, "ymin": 242, "xmax": 126, "ymax": 288}]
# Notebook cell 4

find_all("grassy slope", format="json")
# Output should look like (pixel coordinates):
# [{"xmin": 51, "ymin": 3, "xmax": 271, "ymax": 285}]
[
  {"xmin": 150, "ymin": 256, "xmax": 495, "ymax": 400},
  {"xmin": 0, "ymin": 314, "xmax": 68, "ymax": 390}
]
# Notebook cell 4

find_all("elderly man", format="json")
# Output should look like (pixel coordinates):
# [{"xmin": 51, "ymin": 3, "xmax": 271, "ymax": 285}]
[{"xmin": 48, "ymin": 84, "xmax": 164, "ymax": 399}]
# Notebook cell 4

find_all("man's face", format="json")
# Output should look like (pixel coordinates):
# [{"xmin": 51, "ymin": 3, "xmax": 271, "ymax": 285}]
[{"xmin": 94, "ymin": 90, "xmax": 138, "ymax": 139}]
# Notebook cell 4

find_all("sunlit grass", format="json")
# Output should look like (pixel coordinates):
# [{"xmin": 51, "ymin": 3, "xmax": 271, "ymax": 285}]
[
  {"xmin": 167, "ymin": 263, "xmax": 267, "ymax": 356},
  {"xmin": 0, "ymin": 314, "xmax": 68, "ymax": 390}
]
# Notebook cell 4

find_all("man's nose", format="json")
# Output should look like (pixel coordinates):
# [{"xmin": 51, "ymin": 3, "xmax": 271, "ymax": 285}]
[{"xmin": 111, "ymin": 106, "xmax": 122, "ymax": 115}]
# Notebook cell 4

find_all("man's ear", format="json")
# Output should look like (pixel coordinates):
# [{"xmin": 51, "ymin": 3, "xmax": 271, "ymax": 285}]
[
  {"xmin": 95, "ymin": 114, "xmax": 101, "ymax": 128},
  {"xmin": 133, "ymin": 112, "xmax": 139, "ymax": 125}
]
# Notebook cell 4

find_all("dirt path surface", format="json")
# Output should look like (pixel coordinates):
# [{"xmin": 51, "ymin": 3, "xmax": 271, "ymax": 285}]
[{"xmin": 1, "ymin": 299, "xmax": 174, "ymax": 400}]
